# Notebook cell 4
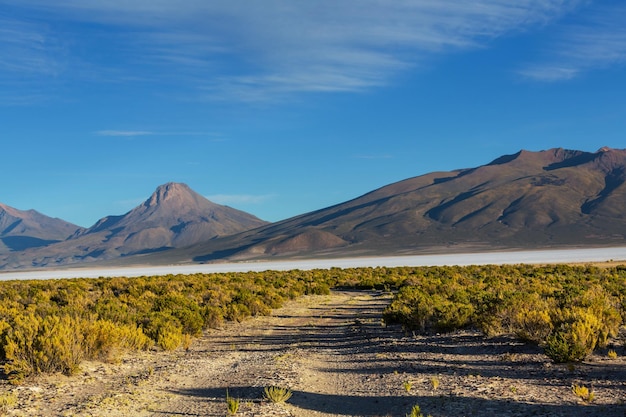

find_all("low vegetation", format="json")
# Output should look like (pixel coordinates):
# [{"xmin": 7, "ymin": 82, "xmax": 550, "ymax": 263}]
[
  {"xmin": 263, "ymin": 385, "xmax": 293, "ymax": 404},
  {"xmin": 403, "ymin": 380, "xmax": 412, "ymax": 393},
  {"xmin": 572, "ymin": 384, "xmax": 595, "ymax": 403},
  {"xmin": 383, "ymin": 264, "xmax": 625, "ymax": 363},
  {"xmin": 0, "ymin": 270, "xmax": 333, "ymax": 383},
  {"xmin": 430, "ymin": 376, "xmax": 440, "ymax": 391},
  {"xmin": 0, "ymin": 263, "xmax": 624, "ymax": 383},
  {"xmin": 0, "ymin": 391, "xmax": 17, "ymax": 413},
  {"xmin": 225, "ymin": 389, "xmax": 240, "ymax": 415},
  {"xmin": 406, "ymin": 403, "xmax": 431, "ymax": 417}
]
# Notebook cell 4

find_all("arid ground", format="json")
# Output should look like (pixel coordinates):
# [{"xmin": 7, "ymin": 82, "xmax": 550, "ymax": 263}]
[{"xmin": 3, "ymin": 290, "xmax": 625, "ymax": 416}]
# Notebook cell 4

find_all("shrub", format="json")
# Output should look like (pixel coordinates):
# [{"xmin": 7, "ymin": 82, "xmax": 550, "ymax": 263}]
[
  {"xmin": 224, "ymin": 303, "xmax": 250, "ymax": 323},
  {"xmin": 153, "ymin": 294, "xmax": 204, "ymax": 336},
  {"xmin": 0, "ymin": 264, "xmax": 624, "ymax": 382},
  {"xmin": 142, "ymin": 312, "xmax": 184, "ymax": 351},
  {"xmin": 430, "ymin": 376, "xmax": 440, "ymax": 390},
  {"xmin": 263, "ymin": 386, "xmax": 292, "ymax": 403},
  {"xmin": 3, "ymin": 314, "xmax": 84, "ymax": 382},
  {"xmin": 577, "ymin": 286, "xmax": 621, "ymax": 348},
  {"xmin": 83, "ymin": 319, "xmax": 151, "ymax": 362},
  {"xmin": 244, "ymin": 298, "xmax": 271, "ymax": 317},
  {"xmin": 407, "ymin": 403, "xmax": 432, "ymax": 417},
  {"xmin": 544, "ymin": 310, "xmax": 601, "ymax": 362},
  {"xmin": 226, "ymin": 389, "xmax": 240, "ymax": 415},
  {"xmin": 0, "ymin": 318, "xmax": 12, "ymax": 360},
  {"xmin": 202, "ymin": 306, "xmax": 224, "ymax": 329},
  {"xmin": 430, "ymin": 295, "xmax": 474, "ymax": 332},
  {"xmin": 384, "ymin": 264, "xmax": 625, "ymax": 363},
  {"xmin": 383, "ymin": 287, "xmax": 436, "ymax": 332},
  {"xmin": 383, "ymin": 277, "xmax": 476, "ymax": 333},
  {"xmin": 514, "ymin": 308, "xmax": 553, "ymax": 344},
  {"xmin": 403, "ymin": 380, "xmax": 412, "ymax": 393},
  {"xmin": 0, "ymin": 391, "xmax": 17, "ymax": 413},
  {"xmin": 572, "ymin": 384, "xmax": 595, "ymax": 403}
]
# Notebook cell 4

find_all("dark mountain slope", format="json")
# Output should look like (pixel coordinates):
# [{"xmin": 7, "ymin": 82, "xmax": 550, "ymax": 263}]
[
  {"xmin": 2, "ymin": 147, "xmax": 624, "ymax": 270},
  {"xmin": 0, "ymin": 203, "xmax": 82, "ymax": 253},
  {"xmin": 156, "ymin": 147, "xmax": 626, "ymax": 263}
]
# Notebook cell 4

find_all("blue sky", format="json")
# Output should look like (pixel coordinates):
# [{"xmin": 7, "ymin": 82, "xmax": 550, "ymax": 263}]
[{"xmin": 2, "ymin": 1, "xmax": 626, "ymax": 227}]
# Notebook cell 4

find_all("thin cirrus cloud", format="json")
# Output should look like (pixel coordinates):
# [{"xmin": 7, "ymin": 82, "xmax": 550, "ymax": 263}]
[
  {"xmin": 0, "ymin": 17, "xmax": 63, "ymax": 76},
  {"xmin": 95, "ymin": 130, "xmax": 222, "ymax": 139},
  {"xmin": 519, "ymin": 4, "xmax": 626, "ymax": 81},
  {"xmin": 0, "ymin": 16, "xmax": 65, "ymax": 105},
  {"xmin": 96, "ymin": 130, "xmax": 154, "ymax": 137},
  {"xmin": 2, "ymin": 1, "xmax": 588, "ymax": 102}
]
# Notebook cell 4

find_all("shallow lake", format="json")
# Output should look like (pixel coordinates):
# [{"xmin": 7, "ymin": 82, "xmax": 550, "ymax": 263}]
[{"xmin": 1, "ymin": 246, "xmax": 625, "ymax": 281}]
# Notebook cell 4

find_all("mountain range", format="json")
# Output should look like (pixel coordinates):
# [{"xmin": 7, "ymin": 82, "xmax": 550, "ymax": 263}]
[
  {"xmin": 0, "ymin": 183, "xmax": 266, "ymax": 269},
  {"xmin": 1, "ymin": 147, "xmax": 625, "ymax": 270}
]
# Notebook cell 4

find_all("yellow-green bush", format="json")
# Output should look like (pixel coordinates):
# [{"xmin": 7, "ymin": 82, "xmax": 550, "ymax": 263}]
[
  {"xmin": 3, "ymin": 314, "xmax": 84, "ymax": 382},
  {"xmin": 383, "ymin": 264, "xmax": 625, "ymax": 362},
  {"xmin": 576, "ymin": 285, "xmax": 621, "ymax": 347},
  {"xmin": 83, "ymin": 319, "xmax": 151, "ymax": 362},
  {"xmin": 202, "ymin": 305, "xmax": 224, "ymax": 329},
  {"xmin": 0, "ymin": 264, "xmax": 624, "ymax": 381},
  {"xmin": 142, "ymin": 312, "xmax": 184, "ymax": 351},
  {"xmin": 382, "ymin": 273, "xmax": 478, "ymax": 333},
  {"xmin": 224, "ymin": 302, "xmax": 251, "ymax": 323},
  {"xmin": 545, "ymin": 307, "xmax": 603, "ymax": 362},
  {"xmin": 514, "ymin": 308, "xmax": 553, "ymax": 344},
  {"xmin": 503, "ymin": 293, "xmax": 555, "ymax": 344}
]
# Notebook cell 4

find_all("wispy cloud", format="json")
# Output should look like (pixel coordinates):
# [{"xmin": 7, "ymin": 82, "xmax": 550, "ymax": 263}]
[
  {"xmin": 0, "ymin": 16, "xmax": 67, "ymax": 105},
  {"xmin": 0, "ymin": 91, "xmax": 51, "ymax": 107},
  {"xmin": 519, "ymin": 4, "xmax": 626, "ymax": 81},
  {"xmin": 518, "ymin": 66, "xmax": 580, "ymax": 82},
  {"xmin": 96, "ymin": 130, "xmax": 154, "ymax": 137},
  {"xmin": 0, "ymin": 17, "xmax": 64, "ymax": 76},
  {"xmin": 95, "ymin": 130, "xmax": 222, "ymax": 139},
  {"xmin": 3, "ymin": 1, "xmax": 585, "ymax": 101},
  {"xmin": 206, "ymin": 193, "xmax": 276, "ymax": 206}
]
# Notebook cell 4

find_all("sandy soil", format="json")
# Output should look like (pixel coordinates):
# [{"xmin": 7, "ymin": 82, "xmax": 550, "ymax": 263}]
[{"xmin": 2, "ymin": 290, "xmax": 626, "ymax": 417}]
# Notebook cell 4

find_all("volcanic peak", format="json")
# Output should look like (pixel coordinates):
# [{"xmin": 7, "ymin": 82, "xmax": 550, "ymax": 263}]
[{"xmin": 144, "ymin": 182, "xmax": 193, "ymax": 208}]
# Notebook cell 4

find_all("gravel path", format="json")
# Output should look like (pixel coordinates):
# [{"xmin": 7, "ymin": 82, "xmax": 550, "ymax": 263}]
[{"xmin": 5, "ymin": 290, "xmax": 626, "ymax": 416}]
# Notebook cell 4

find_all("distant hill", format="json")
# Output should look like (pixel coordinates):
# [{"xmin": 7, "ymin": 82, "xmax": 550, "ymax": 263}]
[
  {"xmin": 70, "ymin": 182, "xmax": 267, "ymax": 251},
  {"xmin": 0, "ymin": 203, "xmax": 82, "ymax": 253},
  {"xmin": 0, "ymin": 183, "xmax": 267, "ymax": 269},
  {"xmin": 150, "ymin": 147, "xmax": 626, "ymax": 264},
  {"xmin": 1, "ymin": 147, "xmax": 625, "ymax": 271}
]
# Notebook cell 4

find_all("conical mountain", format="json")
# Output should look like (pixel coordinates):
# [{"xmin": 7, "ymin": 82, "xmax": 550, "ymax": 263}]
[
  {"xmin": 0, "ymin": 183, "xmax": 267, "ymax": 269},
  {"xmin": 167, "ymin": 147, "xmax": 626, "ymax": 262},
  {"xmin": 0, "ymin": 203, "xmax": 82, "ymax": 253},
  {"xmin": 74, "ymin": 182, "xmax": 267, "ymax": 250}
]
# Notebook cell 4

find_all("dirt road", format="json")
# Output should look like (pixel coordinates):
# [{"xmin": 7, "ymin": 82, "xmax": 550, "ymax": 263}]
[{"xmin": 6, "ymin": 290, "xmax": 626, "ymax": 416}]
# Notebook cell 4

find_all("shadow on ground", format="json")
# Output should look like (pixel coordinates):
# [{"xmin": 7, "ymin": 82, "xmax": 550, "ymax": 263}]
[
  {"xmin": 159, "ymin": 290, "xmax": 626, "ymax": 417},
  {"xmin": 165, "ymin": 384, "xmax": 624, "ymax": 417}
]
